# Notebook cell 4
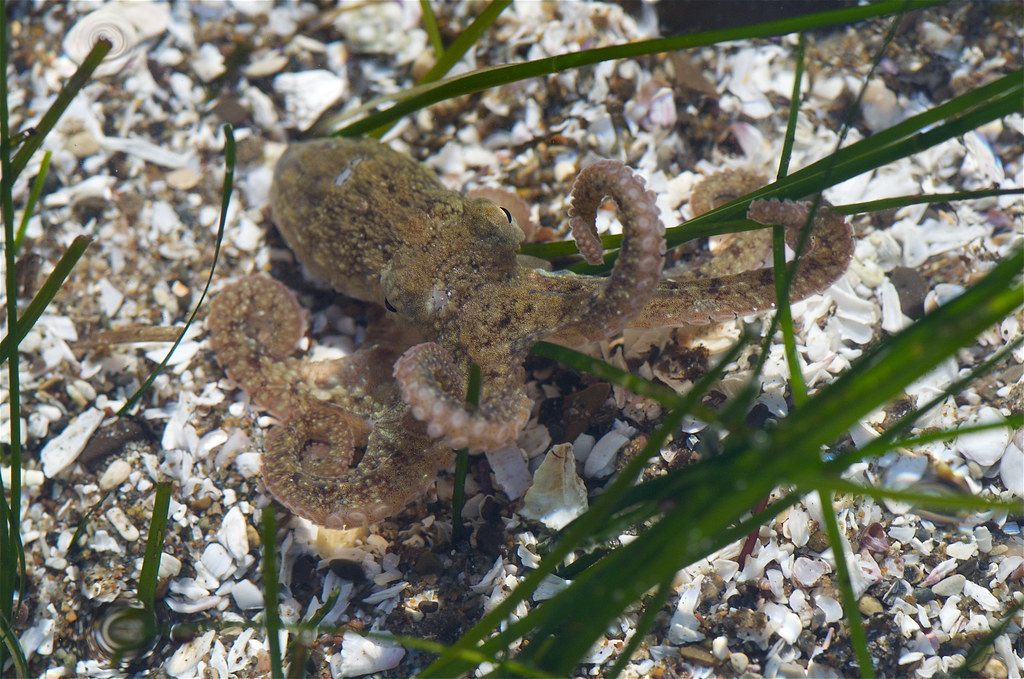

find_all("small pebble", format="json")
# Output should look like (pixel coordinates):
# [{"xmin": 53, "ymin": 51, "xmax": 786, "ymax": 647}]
[
  {"xmin": 41, "ymin": 408, "xmax": 105, "ymax": 478},
  {"xmin": 330, "ymin": 631, "xmax": 405, "ymax": 678},
  {"xmin": 166, "ymin": 630, "xmax": 215, "ymax": 677},
  {"xmin": 201, "ymin": 543, "xmax": 234, "ymax": 581},
  {"xmin": 931, "ymin": 574, "xmax": 966, "ymax": 597},
  {"xmin": 946, "ymin": 540, "xmax": 978, "ymax": 560},
  {"xmin": 98, "ymin": 459, "xmax": 132, "ymax": 491},
  {"xmin": 166, "ymin": 168, "xmax": 201, "ymax": 190},
  {"xmin": 729, "ymin": 652, "xmax": 749, "ymax": 673},
  {"xmin": 218, "ymin": 507, "xmax": 249, "ymax": 562},
  {"xmin": 858, "ymin": 595, "xmax": 884, "ymax": 616},
  {"xmin": 982, "ymin": 657, "xmax": 1009, "ymax": 679},
  {"xmin": 158, "ymin": 553, "xmax": 182, "ymax": 579},
  {"xmin": 912, "ymin": 587, "xmax": 937, "ymax": 605},
  {"xmin": 105, "ymin": 506, "xmax": 140, "ymax": 542},
  {"xmin": 66, "ymin": 130, "xmax": 100, "ymax": 158},
  {"xmin": 677, "ymin": 646, "xmax": 716, "ymax": 666}
]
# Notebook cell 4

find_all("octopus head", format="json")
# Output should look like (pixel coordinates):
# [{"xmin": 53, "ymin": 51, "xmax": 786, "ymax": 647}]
[{"xmin": 379, "ymin": 196, "xmax": 525, "ymax": 332}]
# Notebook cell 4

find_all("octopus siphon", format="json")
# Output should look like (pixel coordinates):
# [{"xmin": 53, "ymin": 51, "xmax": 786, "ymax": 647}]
[{"xmin": 208, "ymin": 137, "xmax": 853, "ymax": 528}]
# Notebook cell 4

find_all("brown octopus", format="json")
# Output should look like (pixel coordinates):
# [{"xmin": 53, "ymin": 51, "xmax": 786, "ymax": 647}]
[{"xmin": 208, "ymin": 138, "xmax": 853, "ymax": 528}]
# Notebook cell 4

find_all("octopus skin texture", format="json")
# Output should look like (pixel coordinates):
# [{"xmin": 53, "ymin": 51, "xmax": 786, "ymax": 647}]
[{"xmin": 208, "ymin": 137, "xmax": 854, "ymax": 528}]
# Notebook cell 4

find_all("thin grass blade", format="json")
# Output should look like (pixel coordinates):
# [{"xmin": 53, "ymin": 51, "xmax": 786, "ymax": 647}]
[
  {"xmin": 137, "ymin": 482, "xmax": 173, "ymax": 613},
  {"xmin": 0, "ymin": 612, "xmax": 28, "ymax": 679},
  {"xmin": 522, "ymin": 68, "xmax": 1022, "ymax": 268},
  {"xmin": 261, "ymin": 507, "xmax": 284, "ymax": 679},
  {"xmin": 419, "ymin": 0, "xmax": 444, "ymax": 57},
  {"xmin": 13, "ymin": 150, "xmax": 50, "ymax": 251}
]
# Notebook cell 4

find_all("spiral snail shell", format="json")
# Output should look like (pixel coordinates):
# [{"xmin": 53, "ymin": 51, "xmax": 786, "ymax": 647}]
[{"xmin": 63, "ymin": 3, "xmax": 169, "ymax": 77}]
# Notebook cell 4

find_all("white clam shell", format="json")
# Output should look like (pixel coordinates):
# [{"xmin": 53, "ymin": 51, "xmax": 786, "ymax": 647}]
[
  {"xmin": 330, "ymin": 631, "xmax": 405, "ymax": 678},
  {"xmin": 520, "ymin": 443, "xmax": 588, "ymax": 530},
  {"xmin": 166, "ymin": 631, "xmax": 216, "ymax": 678},
  {"xmin": 955, "ymin": 406, "xmax": 1010, "ymax": 467}
]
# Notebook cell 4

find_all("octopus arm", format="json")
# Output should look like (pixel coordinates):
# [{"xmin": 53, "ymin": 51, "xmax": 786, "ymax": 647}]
[
  {"xmin": 557, "ymin": 160, "xmax": 667, "ymax": 341},
  {"xmin": 631, "ymin": 199, "xmax": 854, "ymax": 327},
  {"xmin": 394, "ymin": 342, "xmax": 532, "ymax": 453},
  {"xmin": 262, "ymin": 401, "xmax": 453, "ymax": 528}
]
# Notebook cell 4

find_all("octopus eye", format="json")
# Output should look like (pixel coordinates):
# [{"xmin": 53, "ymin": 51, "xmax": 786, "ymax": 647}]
[
  {"xmin": 384, "ymin": 297, "xmax": 397, "ymax": 313},
  {"xmin": 499, "ymin": 206, "xmax": 513, "ymax": 223}
]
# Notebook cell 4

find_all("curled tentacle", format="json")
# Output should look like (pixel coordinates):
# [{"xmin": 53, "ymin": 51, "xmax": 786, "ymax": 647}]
[
  {"xmin": 261, "ymin": 403, "xmax": 449, "ymax": 528},
  {"xmin": 209, "ymin": 275, "xmax": 399, "ymax": 417},
  {"xmin": 207, "ymin": 275, "xmax": 307, "ymax": 415},
  {"xmin": 567, "ymin": 160, "xmax": 666, "ymax": 339},
  {"xmin": 394, "ymin": 342, "xmax": 532, "ymax": 452}
]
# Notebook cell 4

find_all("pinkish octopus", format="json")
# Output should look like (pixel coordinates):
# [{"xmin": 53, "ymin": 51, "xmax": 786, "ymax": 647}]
[{"xmin": 208, "ymin": 138, "xmax": 853, "ymax": 528}]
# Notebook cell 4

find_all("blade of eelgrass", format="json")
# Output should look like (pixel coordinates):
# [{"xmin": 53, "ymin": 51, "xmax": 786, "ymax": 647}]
[
  {"xmin": 0, "ymin": 234, "xmax": 92, "ymax": 364},
  {"xmin": 261, "ymin": 507, "xmax": 285, "ymax": 679},
  {"xmin": 0, "ymin": 6, "xmax": 24, "ymax": 670},
  {"xmin": 775, "ymin": 32, "xmax": 806, "ymax": 180},
  {"xmin": 954, "ymin": 599, "xmax": 1024, "ymax": 679},
  {"xmin": 818, "ymin": 489, "xmax": 875, "ymax": 678},
  {"xmin": 419, "ymin": 0, "xmax": 444, "ymax": 58},
  {"xmin": 834, "ymin": 187, "xmax": 1023, "ymax": 215},
  {"xmin": 13, "ymin": 150, "xmax": 50, "ymax": 251},
  {"xmin": 826, "ymin": 335, "xmax": 1024, "ymax": 472},
  {"xmin": 770, "ymin": 249, "xmax": 1021, "ymax": 458},
  {"xmin": 68, "ymin": 489, "xmax": 113, "ymax": 555},
  {"xmin": 137, "ymin": 482, "xmax": 172, "ymax": 613},
  {"xmin": 118, "ymin": 124, "xmax": 235, "ymax": 415},
  {"xmin": 530, "ymin": 341, "xmax": 682, "ymax": 408},
  {"xmin": 518, "ymin": 185, "xmax": 1023, "ymax": 261},
  {"xmin": 675, "ymin": 69, "xmax": 1024, "ymax": 230},
  {"xmin": 0, "ymin": 613, "xmax": 28, "ymax": 679},
  {"xmin": 481, "ymin": 478, "xmax": 805, "ymax": 677},
  {"xmin": 415, "ymin": 0, "xmax": 510, "ymax": 87},
  {"xmin": 334, "ymin": 0, "xmax": 946, "ymax": 137},
  {"xmin": 451, "ymin": 362, "xmax": 481, "ymax": 542},
  {"xmin": 772, "ymin": 2, "xmax": 905, "ymax": 409},
  {"xmin": 10, "ymin": 39, "xmax": 111, "ymax": 181},
  {"xmin": 812, "ymin": 478, "xmax": 1021, "ymax": 514},
  {"xmin": 870, "ymin": 413, "xmax": 1024, "ymax": 455},
  {"xmin": 605, "ymin": 573, "xmax": 673, "ymax": 679},
  {"xmin": 604, "ymin": 341, "xmax": 1024, "ymax": 532},
  {"xmin": 368, "ymin": 631, "xmax": 559, "ymax": 678}
]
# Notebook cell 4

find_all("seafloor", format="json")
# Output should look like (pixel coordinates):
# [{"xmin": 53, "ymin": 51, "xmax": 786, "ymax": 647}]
[{"xmin": 1, "ymin": 2, "xmax": 1021, "ymax": 678}]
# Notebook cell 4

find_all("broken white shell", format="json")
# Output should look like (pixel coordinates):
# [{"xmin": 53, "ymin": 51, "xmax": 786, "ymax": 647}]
[
  {"xmin": 330, "ymin": 631, "xmax": 405, "ymax": 678},
  {"xmin": 520, "ymin": 443, "xmax": 588, "ymax": 530},
  {"xmin": 40, "ymin": 408, "xmax": 105, "ymax": 478}
]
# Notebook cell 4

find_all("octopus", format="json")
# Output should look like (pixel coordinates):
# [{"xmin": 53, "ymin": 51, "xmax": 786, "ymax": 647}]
[{"xmin": 208, "ymin": 137, "xmax": 853, "ymax": 528}]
